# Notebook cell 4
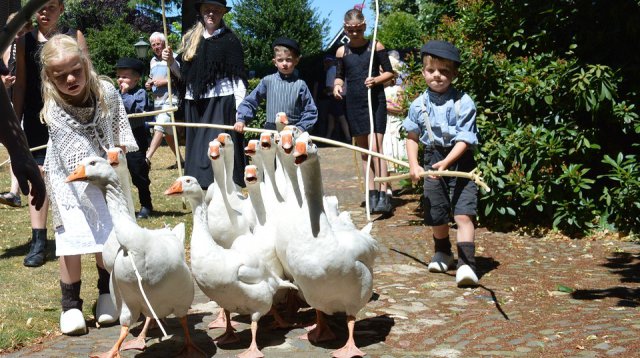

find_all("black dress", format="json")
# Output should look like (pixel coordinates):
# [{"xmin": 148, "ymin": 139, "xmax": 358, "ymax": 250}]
[
  {"xmin": 338, "ymin": 41, "xmax": 392, "ymax": 136},
  {"xmin": 23, "ymin": 28, "xmax": 77, "ymax": 163}
]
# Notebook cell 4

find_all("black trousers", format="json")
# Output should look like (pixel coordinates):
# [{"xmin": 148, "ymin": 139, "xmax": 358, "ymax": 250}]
[{"xmin": 126, "ymin": 151, "xmax": 152, "ymax": 209}]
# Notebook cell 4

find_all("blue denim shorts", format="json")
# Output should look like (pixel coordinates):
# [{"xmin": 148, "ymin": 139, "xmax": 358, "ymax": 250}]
[{"xmin": 423, "ymin": 147, "xmax": 478, "ymax": 226}]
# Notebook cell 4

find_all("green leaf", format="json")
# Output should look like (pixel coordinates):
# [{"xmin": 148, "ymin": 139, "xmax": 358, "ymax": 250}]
[{"xmin": 544, "ymin": 95, "xmax": 553, "ymax": 105}]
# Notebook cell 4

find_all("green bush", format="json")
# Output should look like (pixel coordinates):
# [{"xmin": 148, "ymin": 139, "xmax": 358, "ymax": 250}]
[
  {"xmin": 85, "ymin": 19, "xmax": 146, "ymax": 77},
  {"xmin": 391, "ymin": 0, "xmax": 640, "ymax": 236}
]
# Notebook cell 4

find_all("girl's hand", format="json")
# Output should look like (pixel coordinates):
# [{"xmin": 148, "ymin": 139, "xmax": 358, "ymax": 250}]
[
  {"xmin": 364, "ymin": 76, "xmax": 377, "ymax": 88},
  {"xmin": 333, "ymin": 84, "xmax": 343, "ymax": 100},
  {"xmin": 2, "ymin": 75, "xmax": 15, "ymax": 88}
]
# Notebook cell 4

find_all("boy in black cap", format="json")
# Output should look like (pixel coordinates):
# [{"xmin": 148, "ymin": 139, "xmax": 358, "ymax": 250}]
[
  {"xmin": 234, "ymin": 37, "xmax": 317, "ymax": 132},
  {"xmin": 115, "ymin": 57, "xmax": 154, "ymax": 219},
  {"xmin": 402, "ymin": 40, "xmax": 481, "ymax": 286}
]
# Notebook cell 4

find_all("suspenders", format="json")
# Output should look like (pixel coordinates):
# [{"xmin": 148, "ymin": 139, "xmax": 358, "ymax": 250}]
[{"xmin": 421, "ymin": 90, "xmax": 462, "ymax": 149}]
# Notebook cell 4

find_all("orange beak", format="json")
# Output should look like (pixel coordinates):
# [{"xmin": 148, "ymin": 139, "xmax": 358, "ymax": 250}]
[
  {"xmin": 293, "ymin": 140, "xmax": 308, "ymax": 165},
  {"xmin": 276, "ymin": 112, "xmax": 289, "ymax": 125},
  {"xmin": 209, "ymin": 142, "xmax": 220, "ymax": 160},
  {"xmin": 244, "ymin": 140, "xmax": 257, "ymax": 156},
  {"xmin": 260, "ymin": 133, "xmax": 272, "ymax": 149},
  {"xmin": 280, "ymin": 131, "xmax": 293, "ymax": 154},
  {"xmin": 66, "ymin": 165, "xmax": 87, "ymax": 183},
  {"xmin": 164, "ymin": 180, "xmax": 183, "ymax": 195},
  {"xmin": 217, "ymin": 133, "xmax": 227, "ymax": 146},
  {"xmin": 107, "ymin": 151, "xmax": 120, "ymax": 167},
  {"xmin": 244, "ymin": 165, "xmax": 258, "ymax": 183}
]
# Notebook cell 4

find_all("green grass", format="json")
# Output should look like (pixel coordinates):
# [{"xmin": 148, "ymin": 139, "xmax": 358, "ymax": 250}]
[{"xmin": 0, "ymin": 145, "xmax": 190, "ymax": 353}]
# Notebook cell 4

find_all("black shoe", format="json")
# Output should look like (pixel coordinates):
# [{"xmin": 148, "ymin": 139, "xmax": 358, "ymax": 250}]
[
  {"xmin": 373, "ymin": 191, "xmax": 392, "ymax": 214},
  {"xmin": 24, "ymin": 228, "xmax": 47, "ymax": 267},
  {"xmin": 166, "ymin": 161, "xmax": 185, "ymax": 170},
  {"xmin": 136, "ymin": 207, "xmax": 152, "ymax": 219},
  {"xmin": 367, "ymin": 190, "xmax": 379, "ymax": 214},
  {"xmin": 0, "ymin": 192, "xmax": 21, "ymax": 207}
]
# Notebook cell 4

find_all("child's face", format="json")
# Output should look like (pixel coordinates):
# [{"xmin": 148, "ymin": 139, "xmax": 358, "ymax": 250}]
[
  {"xmin": 37, "ymin": 0, "xmax": 63, "ymax": 27},
  {"xmin": 273, "ymin": 51, "xmax": 299, "ymax": 76},
  {"xmin": 422, "ymin": 56, "xmax": 457, "ymax": 94},
  {"xmin": 200, "ymin": 4, "xmax": 226, "ymax": 30},
  {"xmin": 116, "ymin": 69, "xmax": 140, "ymax": 92},
  {"xmin": 47, "ymin": 53, "xmax": 87, "ymax": 100},
  {"xmin": 344, "ymin": 19, "xmax": 366, "ymax": 40}
]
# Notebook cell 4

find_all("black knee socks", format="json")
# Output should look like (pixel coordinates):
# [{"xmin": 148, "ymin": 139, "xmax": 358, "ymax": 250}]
[
  {"xmin": 457, "ymin": 242, "xmax": 476, "ymax": 272},
  {"xmin": 96, "ymin": 265, "xmax": 110, "ymax": 295},
  {"xmin": 433, "ymin": 236, "xmax": 452, "ymax": 255},
  {"xmin": 60, "ymin": 280, "xmax": 83, "ymax": 312}
]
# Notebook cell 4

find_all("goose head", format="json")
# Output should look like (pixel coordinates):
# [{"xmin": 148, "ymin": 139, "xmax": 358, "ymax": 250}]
[
  {"xmin": 217, "ymin": 132, "xmax": 232, "ymax": 148},
  {"xmin": 244, "ymin": 165, "xmax": 260, "ymax": 186},
  {"xmin": 275, "ymin": 112, "xmax": 288, "ymax": 131},
  {"xmin": 279, "ymin": 129, "xmax": 294, "ymax": 155},
  {"xmin": 208, "ymin": 140, "xmax": 222, "ymax": 161},
  {"xmin": 259, "ymin": 132, "xmax": 274, "ymax": 150},
  {"xmin": 293, "ymin": 132, "xmax": 317, "ymax": 165},
  {"xmin": 165, "ymin": 176, "xmax": 203, "ymax": 200},
  {"xmin": 107, "ymin": 148, "xmax": 126, "ymax": 168},
  {"xmin": 66, "ymin": 156, "xmax": 118, "ymax": 187},
  {"xmin": 244, "ymin": 139, "xmax": 259, "ymax": 158}
]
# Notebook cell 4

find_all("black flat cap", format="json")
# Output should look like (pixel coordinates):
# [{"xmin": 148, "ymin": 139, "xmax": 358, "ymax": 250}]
[
  {"xmin": 272, "ymin": 37, "xmax": 300, "ymax": 56},
  {"xmin": 194, "ymin": 0, "xmax": 231, "ymax": 12},
  {"xmin": 421, "ymin": 40, "xmax": 461, "ymax": 64},
  {"xmin": 115, "ymin": 58, "xmax": 144, "ymax": 76}
]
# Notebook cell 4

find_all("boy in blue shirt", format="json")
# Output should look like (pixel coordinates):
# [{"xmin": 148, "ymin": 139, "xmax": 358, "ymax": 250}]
[
  {"xmin": 115, "ymin": 58, "xmax": 154, "ymax": 219},
  {"xmin": 234, "ymin": 37, "xmax": 317, "ymax": 133},
  {"xmin": 402, "ymin": 40, "xmax": 480, "ymax": 286}
]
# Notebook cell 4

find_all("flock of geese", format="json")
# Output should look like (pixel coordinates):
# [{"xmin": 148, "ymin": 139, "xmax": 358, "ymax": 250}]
[{"xmin": 66, "ymin": 127, "xmax": 379, "ymax": 358}]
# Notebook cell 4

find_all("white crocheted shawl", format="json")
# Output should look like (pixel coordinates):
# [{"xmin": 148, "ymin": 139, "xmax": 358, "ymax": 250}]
[{"xmin": 43, "ymin": 80, "xmax": 139, "ymax": 228}]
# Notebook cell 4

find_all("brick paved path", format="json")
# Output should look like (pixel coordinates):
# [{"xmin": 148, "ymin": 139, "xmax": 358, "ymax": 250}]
[{"xmin": 8, "ymin": 147, "xmax": 640, "ymax": 357}]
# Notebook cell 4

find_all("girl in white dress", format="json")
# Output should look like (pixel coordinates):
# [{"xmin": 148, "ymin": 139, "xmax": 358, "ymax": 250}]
[{"xmin": 40, "ymin": 34, "xmax": 138, "ymax": 335}]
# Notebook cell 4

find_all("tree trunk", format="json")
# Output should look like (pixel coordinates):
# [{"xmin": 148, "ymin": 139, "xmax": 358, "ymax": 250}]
[{"xmin": 182, "ymin": 0, "xmax": 197, "ymax": 34}]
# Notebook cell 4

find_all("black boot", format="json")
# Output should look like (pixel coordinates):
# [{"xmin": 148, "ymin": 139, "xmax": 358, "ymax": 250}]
[
  {"xmin": 373, "ymin": 191, "xmax": 392, "ymax": 214},
  {"xmin": 367, "ymin": 190, "xmax": 379, "ymax": 214},
  {"xmin": 24, "ymin": 228, "xmax": 47, "ymax": 267}
]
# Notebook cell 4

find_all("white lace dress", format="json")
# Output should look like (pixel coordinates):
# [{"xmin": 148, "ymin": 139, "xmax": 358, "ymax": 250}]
[
  {"xmin": 383, "ymin": 85, "xmax": 407, "ymax": 172},
  {"xmin": 43, "ymin": 80, "xmax": 138, "ymax": 256}
]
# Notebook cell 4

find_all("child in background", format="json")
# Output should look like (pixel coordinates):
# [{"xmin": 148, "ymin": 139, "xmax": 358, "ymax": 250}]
[
  {"xmin": 383, "ymin": 55, "xmax": 407, "ymax": 175},
  {"xmin": 12, "ymin": 0, "xmax": 88, "ymax": 267},
  {"xmin": 234, "ymin": 37, "xmax": 317, "ymax": 133},
  {"xmin": 40, "ymin": 34, "xmax": 138, "ymax": 334},
  {"xmin": 403, "ymin": 40, "xmax": 480, "ymax": 287},
  {"xmin": 116, "ymin": 57, "xmax": 154, "ymax": 219},
  {"xmin": 334, "ymin": 8, "xmax": 395, "ymax": 214}
]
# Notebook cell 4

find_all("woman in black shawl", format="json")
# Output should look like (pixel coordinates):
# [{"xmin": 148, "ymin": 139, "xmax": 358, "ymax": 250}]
[{"xmin": 177, "ymin": 0, "xmax": 247, "ymax": 189}]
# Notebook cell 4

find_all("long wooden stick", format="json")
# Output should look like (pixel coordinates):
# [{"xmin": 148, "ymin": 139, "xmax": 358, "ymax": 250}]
[
  {"xmin": 127, "ymin": 106, "xmax": 178, "ymax": 118},
  {"xmin": 160, "ymin": 0, "xmax": 183, "ymax": 179},
  {"xmin": 146, "ymin": 121, "xmax": 490, "ymax": 191},
  {"xmin": 375, "ymin": 168, "xmax": 491, "ymax": 192}
]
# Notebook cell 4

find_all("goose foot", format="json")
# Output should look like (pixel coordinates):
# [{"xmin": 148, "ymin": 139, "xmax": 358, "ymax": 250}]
[
  {"xmin": 89, "ymin": 350, "xmax": 120, "ymax": 358},
  {"xmin": 208, "ymin": 309, "xmax": 238, "ymax": 329},
  {"xmin": 298, "ymin": 323, "xmax": 336, "ymax": 342},
  {"xmin": 267, "ymin": 307, "xmax": 297, "ymax": 330},
  {"xmin": 120, "ymin": 337, "xmax": 146, "ymax": 351},
  {"xmin": 331, "ymin": 343, "xmax": 366, "ymax": 358},
  {"xmin": 214, "ymin": 329, "xmax": 240, "ymax": 345},
  {"xmin": 237, "ymin": 345, "xmax": 264, "ymax": 358}
]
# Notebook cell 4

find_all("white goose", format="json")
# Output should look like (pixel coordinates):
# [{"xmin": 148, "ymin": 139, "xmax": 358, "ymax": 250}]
[
  {"xmin": 165, "ymin": 175, "xmax": 297, "ymax": 358},
  {"xmin": 283, "ymin": 133, "xmax": 378, "ymax": 358},
  {"xmin": 67, "ymin": 157, "xmax": 201, "ymax": 358}
]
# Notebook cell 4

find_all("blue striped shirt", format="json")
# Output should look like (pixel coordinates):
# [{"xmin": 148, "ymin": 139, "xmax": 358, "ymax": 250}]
[
  {"xmin": 236, "ymin": 71, "xmax": 318, "ymax": 132},
  {"xmin": 402, "ymin": 87, "xmax": 478, "ymax": 149}
]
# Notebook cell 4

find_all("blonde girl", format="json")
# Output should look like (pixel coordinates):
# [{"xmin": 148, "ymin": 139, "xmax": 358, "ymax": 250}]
[{"xmin": 40, "ymin": 34, "xmax": 138, "ymax": 335}]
